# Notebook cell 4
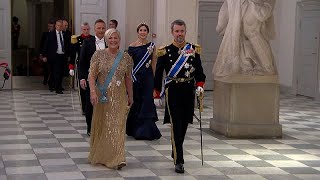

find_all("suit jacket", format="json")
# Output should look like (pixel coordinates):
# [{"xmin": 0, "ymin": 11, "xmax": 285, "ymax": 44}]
[
  {"xmin": 40, "ymin": 31, "xmax": 49, "ymax": 53},
  {"xmin": 79, "ymin": 36, "xmax": 107, "ymax": 80},
  {"xmin": 42, "ymin": 30, "xmax": 70, "ymax": 63},
  {"xmin": 79, "ymin": 36, "xmax": 97, "ymax": 80}
]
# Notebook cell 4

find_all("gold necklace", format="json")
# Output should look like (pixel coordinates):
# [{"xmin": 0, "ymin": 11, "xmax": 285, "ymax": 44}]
[{"xmin": 137, "ymin": 40, "xmax": 147, "ymax": 45}]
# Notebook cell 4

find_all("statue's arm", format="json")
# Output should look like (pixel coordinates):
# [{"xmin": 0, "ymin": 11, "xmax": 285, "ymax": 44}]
[
  {"xmin": 216, "ymin": 1, "xmax": 228, "ymax": 36},
  {"xmin": 249, "ymin": 0, "xmax": 275, "ymax": 22}
]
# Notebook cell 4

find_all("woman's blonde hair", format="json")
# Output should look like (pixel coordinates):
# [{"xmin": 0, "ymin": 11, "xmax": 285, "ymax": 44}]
[{"xmin": 104, "ymin": 28, "xmax": 121, "ymax": 40}]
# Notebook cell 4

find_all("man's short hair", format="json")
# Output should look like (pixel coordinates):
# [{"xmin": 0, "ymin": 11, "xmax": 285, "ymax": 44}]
[
  {"xmin": 56, "ymin": 19, "xmax": 63, "ymax": 24},
  {"xmin": 171, "ymin": 19, "xmax": 186, "ymax": 32},
  {"xmin": 95, "ymin": 19, "xmax": 105, "ymax": 25},
  {"xmin": 81, "ymin": 22, "xmax": 89, "ymax": 27},
  {"xmin": 12, "ymin": 16, "xmax": 19, "ymax": 22},
  {"xmin": 110, "ymin": 19, "xmax": 118, "ymax": 28}
]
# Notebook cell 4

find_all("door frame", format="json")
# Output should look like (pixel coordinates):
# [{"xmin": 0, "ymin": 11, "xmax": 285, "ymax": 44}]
[
  {"xmin": 0, "ymin": 0, "xmax": 11, "ymax": 89},
  {"xmin": 197, "ymin": 0, "xmax": 223, "ymax": 91},
  {"xmin": 293, "ymin": 0, "xmax": 320, "ymax": 99}
]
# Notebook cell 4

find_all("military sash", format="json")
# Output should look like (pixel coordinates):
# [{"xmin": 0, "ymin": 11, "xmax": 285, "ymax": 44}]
[
  {"xmin": 160, "ymin": 43, "xmax": 192, "ymax": 96},
  {"xmin": 131, "ymin": 42, "xmax": 155, "ymax": 82},
  {"xmin": 97, "ymin": 50, "xmax": 124, "ymax": 103}
]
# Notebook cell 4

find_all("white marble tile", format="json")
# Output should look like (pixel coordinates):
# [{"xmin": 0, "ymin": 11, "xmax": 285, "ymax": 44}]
[
  {"xmin": 117, "ymin": 169, "xmax": 156, "ymax": 177},
  {"xmin": 2, "ymin": 154, "xmax": 37, "ymax": 161},
  {"xmin": 129, "ymin": 150, "xmax": 163, "ymax": 157},
  {"xmin": 46, "ymin": 171, "xmax": 85, "ymax": 180},
  {"xmin": 206, "ymin": 161, "xmax": 243, "ymax": 167},
  {"xmin": 5, "ymin": 166, "xmax": 44, "ymax": 175},
  {"xmin": 266, "ymin": 160, "xmax": 308, "ymax": 167},
  {"xmin": 39, "ymin": 158, "xmax": 75, "ymax": 166}
]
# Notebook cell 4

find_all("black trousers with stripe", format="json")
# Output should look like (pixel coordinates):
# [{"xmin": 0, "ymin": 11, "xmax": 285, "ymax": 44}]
[{"xmin": 165, "ymin": 82, "xmax": 195, "ymax": 165}]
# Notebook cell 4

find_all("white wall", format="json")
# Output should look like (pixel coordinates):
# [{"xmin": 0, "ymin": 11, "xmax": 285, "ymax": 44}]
[{"xmin": 108, "ymin": 0, "xmax": 126, "ymax": 50}]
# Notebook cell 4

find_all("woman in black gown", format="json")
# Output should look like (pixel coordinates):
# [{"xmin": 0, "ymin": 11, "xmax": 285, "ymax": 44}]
[{"xmin": 126, "ymin": 23, "xmax": 162, "ymax": 140}]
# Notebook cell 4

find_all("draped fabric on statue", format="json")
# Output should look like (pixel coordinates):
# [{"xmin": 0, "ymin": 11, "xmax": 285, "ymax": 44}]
[
  {"xmin": 213, "ymin": 0, "xmax": 243, "ymax": 77},
  {"xmin": 126, "ymin": 43, "xmax": 162, "ymax": 140},
  {"xmin": 213, "ymin": 0, "xmax": 276, "ymax": 77},
  {"xmin": 88, "ymin": 50, "xmax": 133, "ymax": 169}
]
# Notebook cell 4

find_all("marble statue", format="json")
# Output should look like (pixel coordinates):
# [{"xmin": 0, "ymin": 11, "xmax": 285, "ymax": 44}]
[{"xmin": 213, "ymin": 0, "xmax": 277, "ymax": 77}]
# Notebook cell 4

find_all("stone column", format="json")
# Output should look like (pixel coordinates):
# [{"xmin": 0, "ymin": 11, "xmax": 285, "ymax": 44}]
[{"xmin": 153, "ymin": 0, "xmax": 199, "ymax": 46}]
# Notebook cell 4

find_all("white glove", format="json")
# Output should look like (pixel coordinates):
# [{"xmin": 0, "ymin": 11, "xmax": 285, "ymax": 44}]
[
  {"xmin": 196, "ymin": 86, "xmax": 204, "ymax": 96},
  {"xmin": 154, "ymin": 98, "xmax": 163, "ymax": 107},
  {"xmin": 69, "ymin": 69, "xmax": 75, "ymax": 76}
]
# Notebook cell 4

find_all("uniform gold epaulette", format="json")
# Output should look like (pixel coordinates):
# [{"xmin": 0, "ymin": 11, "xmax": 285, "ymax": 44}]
[
  {"xmin": 71, "ymin": 35, "xmax": 78, "ymax": 44},
  {"xmin": 157, "ymin": 45, "xmax": 167, "ymax": 57},
  {"xmin": 194, "ymin": 44, "xmax": 201, "ymax": 54}
]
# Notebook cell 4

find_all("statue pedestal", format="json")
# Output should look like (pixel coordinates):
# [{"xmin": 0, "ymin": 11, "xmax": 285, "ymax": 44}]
[{"xmin": 210, "ymin": 75, "xmax": 282, "ymax": 138}]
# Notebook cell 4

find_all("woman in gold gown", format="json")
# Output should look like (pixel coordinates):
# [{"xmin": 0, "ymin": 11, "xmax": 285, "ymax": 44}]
[{"xmin": 88, "ymin": 28, "xmax": 133, "ymax": 169}]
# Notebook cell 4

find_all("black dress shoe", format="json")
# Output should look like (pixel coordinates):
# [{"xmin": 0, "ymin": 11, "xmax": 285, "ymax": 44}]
[
  {"xmin": 49, "ymin": 87, "xmax": 55, "ymax": 92},
  {"xmin": 61, "ymin": 87, "xmax": 65, "ymax": 91},
  {"xmin": 175, "ymin": 163, "xmax": 184, "ymax": 173},
  {"xmin": 56, "ymin": 90, "xmax": 63, "ymax": 94}
]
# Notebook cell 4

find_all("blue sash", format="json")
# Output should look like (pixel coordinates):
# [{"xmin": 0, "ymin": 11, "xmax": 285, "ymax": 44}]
[
  {"xmin": 97, "ymin": 50, "xmax": 124, "ymax": 103},
  {"xmin": 131, "ymin": 42, "xmax": 155, "ymax": 82},
  {"xmin": 160, "ymin": 43, "xmax": 192, "ymax": 97}
]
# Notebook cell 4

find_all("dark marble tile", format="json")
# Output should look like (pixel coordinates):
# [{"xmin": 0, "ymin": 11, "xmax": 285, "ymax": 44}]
[
  {"xmin": 42, "ymin": 165, "xmax": 79, "ymax": 173},
  {"xmin": 4, "ymin": 160, "xmax": 40, "ymax": 167},
  {"xmin": 7, "ymin": 174, "xmax": 48, "ymax": 180},
  {"xmin": 235, "ymin": 160, "xmax": 274, "ymax": 167},
  {"xmin": 281, "ymin": 167, "xmax": 320, "ymax": 174}
]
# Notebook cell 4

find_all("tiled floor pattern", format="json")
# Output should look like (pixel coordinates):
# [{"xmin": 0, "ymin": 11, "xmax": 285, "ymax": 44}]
[{"xmin": 1, "ymin": 90, "xmax": 320, "ymax": 179}]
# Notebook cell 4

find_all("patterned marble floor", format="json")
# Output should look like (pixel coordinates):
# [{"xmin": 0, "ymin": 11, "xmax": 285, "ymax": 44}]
[{"xmin": 1, "ymin": 89, "xmax": 320, "ymax": 180}]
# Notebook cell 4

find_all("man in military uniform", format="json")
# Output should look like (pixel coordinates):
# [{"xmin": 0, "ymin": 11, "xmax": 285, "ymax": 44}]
[
  {"xmin": 69, "ymin": 22, "xmax": 93, "ymax": 115},
  {"xmin": 79, "ymin": 19, "xmax": 107, "ymax": 136},
  {"xmin": 153, "ymin": 19, "xmax": 206, "ymax": 173}
]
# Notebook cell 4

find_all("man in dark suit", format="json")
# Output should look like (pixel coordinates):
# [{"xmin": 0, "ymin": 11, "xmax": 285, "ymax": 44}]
[
  {"xmin": 39, "ymin": 20, "xmax": 55, "ymax": 85},
  {"xmin": 42, "ymin": 19, "xmax": 70, "ymax": 94},
  {"xmin": 79, "ymin": 19, "xmax": 106, "ymax": 136},
  {"xmin": 69, "ymin": 22, "xmax": 93, "ymax": 115},
  {"xmin": 62, "ymin": 19, "xmax": 72, "ymax": 76}
]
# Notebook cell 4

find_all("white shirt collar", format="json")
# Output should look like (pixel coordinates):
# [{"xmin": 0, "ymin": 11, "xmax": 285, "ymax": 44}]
[{"xmin": 95, "ymin": 36, "xmax": 104, "ymax": 42}]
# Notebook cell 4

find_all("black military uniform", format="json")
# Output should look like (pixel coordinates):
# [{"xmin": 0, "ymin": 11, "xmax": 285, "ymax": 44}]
[
  {"xmin": 69, "ymin": 34, "xmax": 94, "ymax": 114},
  {"xmin": 154, "ymin": 41, "xmax": 206, "ymax": 171}
]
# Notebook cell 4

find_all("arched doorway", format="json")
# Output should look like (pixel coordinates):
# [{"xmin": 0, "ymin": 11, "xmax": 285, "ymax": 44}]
[{"xmin": 11, "ymin": 0, "xmax": 74, "ymax": 89}]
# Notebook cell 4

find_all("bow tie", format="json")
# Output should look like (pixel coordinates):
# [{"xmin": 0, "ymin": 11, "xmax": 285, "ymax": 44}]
[{"xmin": 96, "ymin": 39, "xmax": 104, "ymax": 43}]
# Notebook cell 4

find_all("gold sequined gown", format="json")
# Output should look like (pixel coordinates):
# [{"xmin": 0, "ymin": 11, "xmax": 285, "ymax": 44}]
[{"xmin": 88, "ymin": 50, "xmax": 133, "ymax": 169}]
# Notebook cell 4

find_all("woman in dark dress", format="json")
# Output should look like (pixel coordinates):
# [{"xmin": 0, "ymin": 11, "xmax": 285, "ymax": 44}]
[{"xmin": 126, "ymin": 23, "xmax": 162, "ymax": 140}]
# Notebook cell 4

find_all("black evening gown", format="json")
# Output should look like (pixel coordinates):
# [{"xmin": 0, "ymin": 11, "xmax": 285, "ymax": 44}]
[{"xmin": 126, "ymin": 43, "xmax": 162, "ymax": 140}]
